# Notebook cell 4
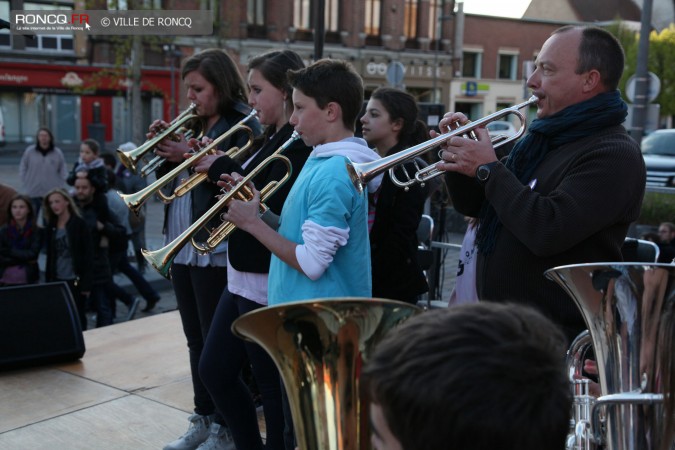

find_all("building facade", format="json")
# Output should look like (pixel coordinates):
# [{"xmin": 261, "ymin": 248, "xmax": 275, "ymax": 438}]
[{"xmin": 0, "ymin": 0, "xmax": 651, "ymax": 148}]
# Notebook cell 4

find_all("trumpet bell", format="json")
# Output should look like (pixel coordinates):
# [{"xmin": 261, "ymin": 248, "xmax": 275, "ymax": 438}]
[{"xmin": 232, "ymin": 298, "xmax": 421, "ymax": 450}]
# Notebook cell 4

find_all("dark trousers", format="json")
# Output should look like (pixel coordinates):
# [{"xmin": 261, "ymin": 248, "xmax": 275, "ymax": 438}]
[
  {"xmin": 61, "ymin": 278, "xmax": 88, "ymax": 331},
  {"xmin": 90, "ymin": 283, "xmax": 113, "ymax": 327},
  {"xmin": 200, "ymin": 292, "xmax": 284, "ymax": 450},
  {"xmin": 171, "ymin": 263, "xmax": 227, "ymax": 419},
  {"xmin": 109, "ymin": 249, "xmax": 160, "ymax": 303}
]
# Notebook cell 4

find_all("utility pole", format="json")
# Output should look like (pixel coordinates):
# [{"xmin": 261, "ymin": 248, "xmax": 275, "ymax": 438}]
[
  {"xmin": 131, "ymin": 35, "xmax": 144, "ymax": 145},
  {"xmin": 313, "ymin": 0, "xmax": 325, "ymax": 60},
  {"xmin": 630, "ymin": 0, "xmax": 654, "ymax": 142}
]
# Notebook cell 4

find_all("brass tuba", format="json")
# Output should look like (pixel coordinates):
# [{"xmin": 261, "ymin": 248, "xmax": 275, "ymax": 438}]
[
  {"xmin": 231, "ymin": 298, "xmax": 421, "ymax": 450},
  {"xmin": 545, "ymin": 263, "xmax": 675, "ymax": 450}
]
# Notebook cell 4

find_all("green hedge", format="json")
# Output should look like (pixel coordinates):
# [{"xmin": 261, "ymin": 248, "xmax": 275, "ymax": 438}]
[{"xmin": 638, "ymin": 192, "xmax": 675, "ymax": 226}]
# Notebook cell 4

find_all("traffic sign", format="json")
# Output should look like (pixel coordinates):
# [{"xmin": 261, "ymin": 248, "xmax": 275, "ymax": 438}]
[{"xmin": 625, "ymin": 72, "xmax": 660, "ymax": 103}]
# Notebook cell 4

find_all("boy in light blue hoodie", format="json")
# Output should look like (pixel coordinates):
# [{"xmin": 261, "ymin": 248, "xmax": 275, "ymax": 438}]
[{"xmin": 221, "ymin": 59, "xmax": 381, "ymax": 304}]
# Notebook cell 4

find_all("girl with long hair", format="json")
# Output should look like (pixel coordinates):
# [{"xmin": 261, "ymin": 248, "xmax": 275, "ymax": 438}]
[
  {"xmin": 152, "ymin": 48, "xmax": 262, "ymax": 450},
  {"xmin": 360, "ymin": 87, "xmax": 431, "ymax": 303},
  {"xmin": 42, "ymin": 188, "xmax": 94, "ymax": 329},
  {"xmin": 0, "ymin": 194, "xmax": 42, "ymax": 286},
  {"xmin": 198, "ymin": 49, "xmax": 312, "ymax": 450}
]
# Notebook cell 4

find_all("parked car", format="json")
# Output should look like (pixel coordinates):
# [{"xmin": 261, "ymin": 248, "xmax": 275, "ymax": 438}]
[
  {"xmin": 641, "ymin": 129, "xmax": 675, "ymax": 188},
  {"xmin": 486, "ymin": 120, "xmax": 517, "ymax": 139}
]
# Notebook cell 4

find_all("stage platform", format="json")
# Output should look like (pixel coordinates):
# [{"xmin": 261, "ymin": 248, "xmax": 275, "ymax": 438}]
[{"xmin": 0, "ymin": 310, "xmax": 262, "ymax": 449}]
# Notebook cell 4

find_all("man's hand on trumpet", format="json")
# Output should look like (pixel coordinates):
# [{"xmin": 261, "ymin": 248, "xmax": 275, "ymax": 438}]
[{"xmin": 433, "ymin": 112, "xmax": 499, "ymax": 178}]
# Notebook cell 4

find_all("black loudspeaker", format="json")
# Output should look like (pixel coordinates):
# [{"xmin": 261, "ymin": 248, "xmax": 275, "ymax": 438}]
[{"xmin": 0, "ymin": 282, "xmax": 85, "ymax": 370}]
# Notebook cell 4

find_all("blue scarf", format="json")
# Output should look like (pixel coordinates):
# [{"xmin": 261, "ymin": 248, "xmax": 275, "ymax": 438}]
[
  {"xmin": 476, "ymin": 90, "xmax": 628, "ymax": 254},
  {"xmin": 7, "ymin": 219, "xmax": 34, "ymax": 250}
]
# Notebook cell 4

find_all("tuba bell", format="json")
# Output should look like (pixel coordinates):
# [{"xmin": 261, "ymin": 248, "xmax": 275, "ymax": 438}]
[
  {"xmin": 231, "ymin": 298, "xmax": 421, "ymax": 450},
  {"xmin": 545, "ymin": 263, "xmax": 675, "ymax": 450}
]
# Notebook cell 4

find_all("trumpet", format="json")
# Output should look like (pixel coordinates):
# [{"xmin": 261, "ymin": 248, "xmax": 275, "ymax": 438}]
[
  {"xmin": 118, "ymin": 110, "xmax": 257, "ymax": 216},
  {"xmin": 347, "ymin": 95, "xmax": 539, "ymax": 193},
  {"xmin": 116, "ymin": 103, "xmax": 200, "ymax": 175},
  {"xmin": 142, "ymin": 132, "xmax": 299, "ymax": 278}
]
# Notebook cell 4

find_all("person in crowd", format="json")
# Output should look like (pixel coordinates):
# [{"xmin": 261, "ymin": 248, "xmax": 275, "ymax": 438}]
[
  {"xmin": 101, "ymin": 154, "xmax": 160, "ymax": 316},
  {"xmin": 0, "ymin": 183, "xmax": 18, "ymax": 226},
  {"xmin": 435, "ymin": 25, "xmax": 646, "ymax": 344},
  {"xmin": 362, "ymin": 302, "xmax": 571, "ymax": 450},
  {"xmin": 150, "ymin": 48, "xmax": 261, "ymax": 450},
  {"xmin": 66, "ymin": 139, "xmax": 108, "ymax": 192},
  {"xmin": 220, "ymin": 58, "xmax": 381, "ymax": 449},
  {"xmin": 105, "ymin": 145, "xmax": 150, "ymax": 274},
  {"xmin": 197, "ymin": 50, "xmax": 312, "ymax": 450},
  {"xmin": 641, "ymin": 230, "xmax": 675, "ymax": 264},
  {"xmin": 73, "ymin": 174, "xmax": 125, "ymax": 328},
  {"xmin": 0, "ymin": 194, "xmax": 42, "ymax": 286},
  {"xmin": 448, "ymin": 217, "xmax": 480, "ymax": 305},
  {"xmin": 104, "ymin": 166, "xmax": 160, "ymax": 320},
  {"xmin": 43, "ymin": 188, "xmax": 94, "ymax": 330},
  {"xmin": 657, "ymin": 222, "xmax": 675, "ymax": 247},
  {"xmin": 359, "ymin": 87, "xmax": 430, "ymax": 304},
  {"xmin": 19, "ymin": 127, "xmax": 68, "ymax": 218}
]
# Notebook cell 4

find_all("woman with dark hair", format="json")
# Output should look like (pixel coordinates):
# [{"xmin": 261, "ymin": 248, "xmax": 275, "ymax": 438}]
[
  {"xmin": 0, "ymin": 194, "xmax": 42, "ymax": 286},
  {"xmin": 19, "ymin": 127, "xmax": 68, "ymax": 218},
  {"xmin": 42, "ymin": 188, "xmax": 94, "ymax": 330},
  {"xmin": 150, "ymin": 48, "xmax": 262, "ymax": 450},
  {"xmin": 360, "ymin": 87, "xmax": 431, "ymax": 304},
  {"xmin": 197, "ymin": 49, "xmax": 312, "ymax": 450}
]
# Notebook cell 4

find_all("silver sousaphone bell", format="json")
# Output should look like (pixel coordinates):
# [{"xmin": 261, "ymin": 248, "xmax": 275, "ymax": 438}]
[{"xmin": 545, "ymin": 263, "xmax": 675, "ymax": 450}]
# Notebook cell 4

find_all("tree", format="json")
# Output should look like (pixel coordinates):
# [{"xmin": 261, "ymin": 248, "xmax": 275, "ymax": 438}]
[{"xmin": 609, "ymin": 21, "xmax": 675, "ymax": 125}]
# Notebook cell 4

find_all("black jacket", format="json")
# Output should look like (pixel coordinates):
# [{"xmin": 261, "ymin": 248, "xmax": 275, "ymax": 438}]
[
  {"xmin": 0, "ymin": 223, "xmax": 42, "ymax": 284},
  {"xmin": 44, "ymin": 215, "xmax": 95, "ymax": 292},
  {"xmin": 370, "ymin": 144, "xmax": 429, "ymax": 303},
  {"xmin": 208, "ymin": 123, "xmax": 312, "ymax": 273},
  {"xmin": 158, "ymin": 102, "xmax": 263, "ymax": 244}
]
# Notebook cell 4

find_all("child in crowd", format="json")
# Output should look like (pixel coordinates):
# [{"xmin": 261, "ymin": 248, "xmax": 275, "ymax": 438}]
[{"xmin": 66, "ymin": 138, "xmax": 108, "ymax": 192}]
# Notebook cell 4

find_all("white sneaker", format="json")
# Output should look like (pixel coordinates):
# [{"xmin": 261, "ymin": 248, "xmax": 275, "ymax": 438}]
[
  {"xmin": 163, "ymin": 413, "xmax": 213, "ymax": 450},
  {"xmin": 195, "ymin": 423, "xmax": 236, "ymax": 450}
]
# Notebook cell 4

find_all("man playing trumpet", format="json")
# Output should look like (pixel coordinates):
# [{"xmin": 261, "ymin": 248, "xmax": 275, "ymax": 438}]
[{"xmin": 436, "ymin": 25, "xmax": 645, "ymax": 344}]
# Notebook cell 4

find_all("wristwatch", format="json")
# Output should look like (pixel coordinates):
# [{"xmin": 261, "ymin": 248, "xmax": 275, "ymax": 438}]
[{"xmin": 476, "ymin": 161, "xmax": 499, "ymax": 185}]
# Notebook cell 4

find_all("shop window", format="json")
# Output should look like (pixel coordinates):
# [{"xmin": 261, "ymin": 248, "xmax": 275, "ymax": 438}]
[
  {"xmin": 462, "ymin": 51, "xmax": 482, "ymax": 78},
  {"xmin": 364, "ymin": 0, "xmax": 380, "ymax": 37},
  {"xmin": 247, "ymin": 0, "xmax": 266, "ymax": 38},
  {"xmin": 42, "ymin": 36, "xmax": 57, "ymax": 49},
  {"xmin": 498, "ymin": 53, "xmax": 518, "ymax": 80},
  {"xmin": 294, "ymin": 0, "xmax": 339, "ymax": 37}
]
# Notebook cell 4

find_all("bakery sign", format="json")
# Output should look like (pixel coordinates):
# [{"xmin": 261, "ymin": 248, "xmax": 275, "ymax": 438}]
[
  {"xmin": 0, "ymin": 66, "xmax": 88, "ymax": 89},
  {"xmin": 61, "ymin": 71, "xmax": 83, "ymax": 87}
]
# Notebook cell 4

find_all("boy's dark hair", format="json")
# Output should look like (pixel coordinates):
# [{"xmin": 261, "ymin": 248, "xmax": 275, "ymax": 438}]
[
  {"xmin": 101, "ymin": 152, "xmax": 117, "ymax": 170},
  {"xmin": 362, "ymin": 302, "xmax": 571, "ymax": 450},
  {"xmin": 287, "ymin": 58, "xmax": 364, "ymax": 131}
]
